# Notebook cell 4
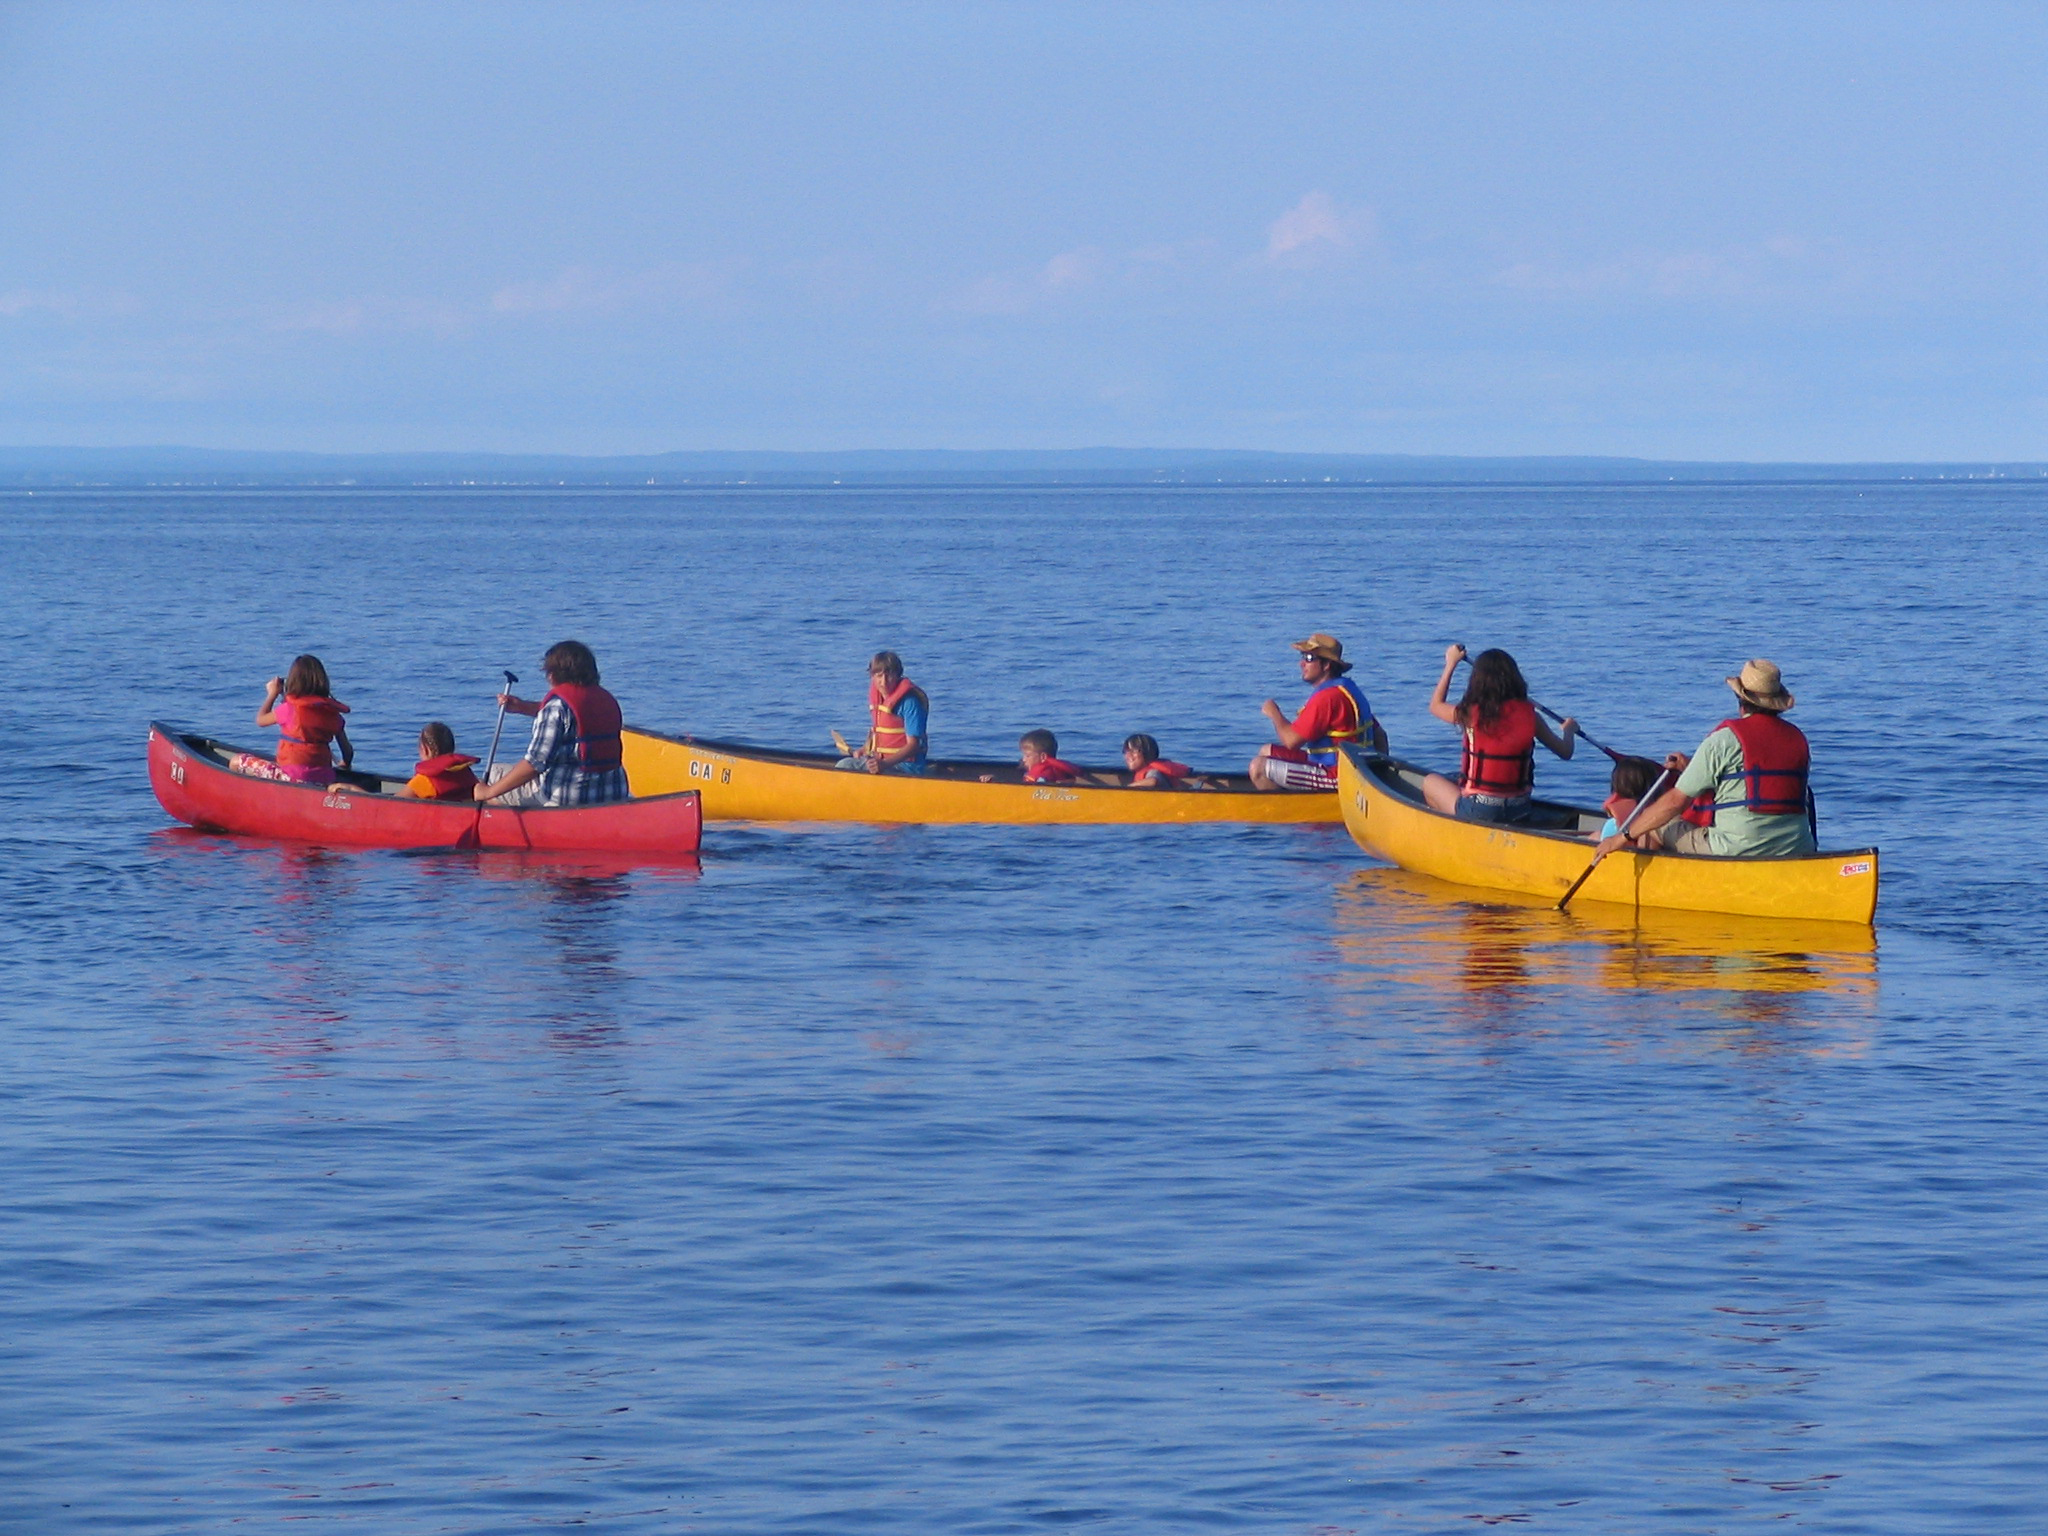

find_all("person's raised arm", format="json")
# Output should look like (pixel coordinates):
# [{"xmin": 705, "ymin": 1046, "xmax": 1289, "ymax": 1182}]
[
  {"xmin": 1535, "ymin": 714, "xmax": 1578, "ymax": 760},
  {"xmin": 1260, "ymin": 696, "xmax": 1304, "ymax": 747},
  {"xmin": 1428, "ymin": 644, "xmax": 1466, "ymax": 724},
  {"xmin": 255, "ymin": 676, "xmax": 284, "ymax": 727},
  {"xmin": 497, "ymin": 691, "xmax": 542, "ymax": 717}
]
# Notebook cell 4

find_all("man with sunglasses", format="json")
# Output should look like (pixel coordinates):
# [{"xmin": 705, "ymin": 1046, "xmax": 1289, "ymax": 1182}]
[{"xmin": 1249, "ymin": 632, "xmax": 1386, "ymax": 791}]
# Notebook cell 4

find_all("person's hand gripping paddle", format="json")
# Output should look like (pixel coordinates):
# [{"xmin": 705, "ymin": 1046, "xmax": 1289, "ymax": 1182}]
[{"xmin": 1556, "ymin": 761, "xmax": 1677, "ymax": 911}]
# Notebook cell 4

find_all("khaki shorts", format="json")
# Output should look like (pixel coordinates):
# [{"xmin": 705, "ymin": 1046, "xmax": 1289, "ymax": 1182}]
[{"xmin": 1657, "ymin": 820, "xmax": 1716, "ymax": 855}]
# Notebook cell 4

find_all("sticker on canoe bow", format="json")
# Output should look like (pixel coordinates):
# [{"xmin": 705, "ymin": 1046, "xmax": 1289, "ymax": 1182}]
[
  {"xmin": 169, "ymin": 760, "xmax": 184, "ymax": 785},
  {"xmin": 1839, "ymin": 861, "xmax": 1871, "ymax": 876},
  {"xmin": 1031, "ymin": 787, "xmax": 1079, "ymax": 802},
  {"xmin": 322, "ymin": 793, "xmax": 352, "ymax": 810}
]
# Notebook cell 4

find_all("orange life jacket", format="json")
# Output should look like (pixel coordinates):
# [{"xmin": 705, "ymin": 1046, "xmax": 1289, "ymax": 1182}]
[
  {"xmin": 544, "ymin": 684, "xmax": 623, "ymax": 773},
  {"xmin": 1683, "ymin": 714, "xmax": 1813, "ymax": 826},
  {"xmin": 1459, "ymin": 698, "xmax": 1536, "ymax": 798},
  {"xmin": 1131, "ymin": 759, "xmax": 1192, "ymax": 786},
  {"xmin": 413, "ymin": 752, "xmax": 480, "ymax": 801},
  {"xmin": 866, "ymin": 675, "xmax": 926, "ymax": 754},
  {"xmin": 276, "ymin": 694, "xmax": 349, "ymax": 768}
]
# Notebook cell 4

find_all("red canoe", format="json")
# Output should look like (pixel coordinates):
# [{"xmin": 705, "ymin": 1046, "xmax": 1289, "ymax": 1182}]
[{"xmin": 147, "ymin": 723, "xmax": 703, "ymax": 855}]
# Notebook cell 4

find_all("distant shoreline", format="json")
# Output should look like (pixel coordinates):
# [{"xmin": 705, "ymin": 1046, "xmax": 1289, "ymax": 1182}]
[{"xmin": 2, "ymin": 445, "xmax": 2045, "ymax": 489}]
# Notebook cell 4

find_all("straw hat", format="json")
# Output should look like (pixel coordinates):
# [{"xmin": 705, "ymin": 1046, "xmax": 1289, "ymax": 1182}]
[
  {"xmin": 1726, "ymin": 658, "xmax": 1795, "ymax": 712},
  {"xmin": 1292, "ymin": 633, "xmax": 1353, "ymax": 671}
]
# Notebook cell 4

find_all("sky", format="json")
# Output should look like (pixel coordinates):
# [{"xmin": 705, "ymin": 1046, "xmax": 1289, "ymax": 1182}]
[{"xmin": 2, "ymin": 0, "xmax": 2046, "ymax": 459}]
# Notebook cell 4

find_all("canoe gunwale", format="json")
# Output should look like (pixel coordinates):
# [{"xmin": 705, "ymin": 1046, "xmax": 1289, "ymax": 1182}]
[{"xmin": 624, "ymin": 727, "xmax": 1269, "ymax": 794}]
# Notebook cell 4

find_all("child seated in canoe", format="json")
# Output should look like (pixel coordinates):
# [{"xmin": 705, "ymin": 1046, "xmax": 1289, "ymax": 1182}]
[
  {"xmin": 235, "ymin": 654, "xmax": 354, "ymax": 784},
  {"xmin": 1015, "ymin": 728, "xmax": 1082, "ymax": 784},
  {"xmin": 1122, "ymin": 733, "xmax": 1193, "ymax": 789},
  {"xmin": 396, "ymin": 722, "xmax": 481, "ymax": 800},
  {"xmin": 1594, "ymin": 755, "xmax": 1664, "ymax": 848}
]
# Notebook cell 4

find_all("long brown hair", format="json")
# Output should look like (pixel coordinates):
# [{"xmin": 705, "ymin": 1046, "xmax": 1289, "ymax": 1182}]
[
  {"xmin": 1453, "ymin": 648, "xmax": 1528, "ymax": 732},
  {"xmin": 283, "ymin": 654, "xmax": 331, "ymax": 698}
]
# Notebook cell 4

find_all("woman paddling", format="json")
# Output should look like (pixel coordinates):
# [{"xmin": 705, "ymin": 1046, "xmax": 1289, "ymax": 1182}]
[{"xmin": 1420, "ymin": 644, "xmax": 1576, "ymax": 823}]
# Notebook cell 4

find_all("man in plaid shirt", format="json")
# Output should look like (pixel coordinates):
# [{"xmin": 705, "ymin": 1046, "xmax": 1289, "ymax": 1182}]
[{"xmin": 475, "ymin": 640, "xmax": 630, "ymax": 807}]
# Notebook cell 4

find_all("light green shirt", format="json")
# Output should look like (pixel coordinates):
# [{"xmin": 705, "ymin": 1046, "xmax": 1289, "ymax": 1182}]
[{"xmin": 1674, "ymin": 725, "xmax": 1817, "ymax": 858}]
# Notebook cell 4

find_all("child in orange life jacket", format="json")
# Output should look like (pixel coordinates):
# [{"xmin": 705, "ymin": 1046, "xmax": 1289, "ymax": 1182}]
[
  {"xmin": 1122, "ymin": 733, "xmax": 1193, "ymax": 789},
  {"xmin": 248, "ymin": 654, "xmax": 353, "ymax": 785},
  {"xmin": 1592, "ymin": 755, "xmax": 1663, "ymax": 849},
  {"xmin": 1013, "ymin": 729, "xmax": 1082, "ymax": 785},
  {"xmin": 396, "ymin": 722, "xmax": 480, "ymax": 800}
]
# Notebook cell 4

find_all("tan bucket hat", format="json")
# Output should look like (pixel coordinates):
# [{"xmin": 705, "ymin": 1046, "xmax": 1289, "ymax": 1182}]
[
  {"xmin": 1726, "ymin": 657, "xmax": 1795, "ymax": 712},
  {"xmin": 1292, "ymin": 632, "xmax": 1350, "ymax": 668}
]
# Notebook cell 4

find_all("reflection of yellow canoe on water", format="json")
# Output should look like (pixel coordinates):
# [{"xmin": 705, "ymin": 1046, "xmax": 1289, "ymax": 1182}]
[
  {"xmin": 1336, "ymin": 747, "xmax": 1879, "ymax": 924},
  {"xmin": 1335, "ymin": 865, "xmax": 1876, "ymax": 1003},
  {"xmin": 621, "ymin": 728, "xmax": 1341, "ymax": 824}
]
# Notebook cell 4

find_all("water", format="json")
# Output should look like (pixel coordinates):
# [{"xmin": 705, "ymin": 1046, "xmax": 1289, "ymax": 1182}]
[{"xmin": 2, "ymin": 483, "xmax": 2043, "ymax": 1533}]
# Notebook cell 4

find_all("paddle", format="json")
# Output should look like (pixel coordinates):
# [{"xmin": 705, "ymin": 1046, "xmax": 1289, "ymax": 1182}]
[
  {"xmin": 482, "ymin": 669, "xmax": 518, "ymax": 783},
  {"xmin": 1556, "ymin": 763, "xmax": 1676, "ymax": 911},
  {"xmin": 831, "ymin": 727, "xmax": 857, "ymax": 758}
]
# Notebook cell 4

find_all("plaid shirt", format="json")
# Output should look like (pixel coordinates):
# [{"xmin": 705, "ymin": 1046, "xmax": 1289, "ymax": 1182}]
[{"xmin": 522, "ymin": 696, "xmax": 630, "ymax": 806}]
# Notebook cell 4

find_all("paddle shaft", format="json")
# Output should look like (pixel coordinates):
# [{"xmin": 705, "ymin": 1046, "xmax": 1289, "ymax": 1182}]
[
  {"xmin": 1556, "ymin": 763, "xmax": 1677, "ymax": 910},
  {"xmin": 482, "ymin": 669, "xmax": 519, "ymax": 783}
]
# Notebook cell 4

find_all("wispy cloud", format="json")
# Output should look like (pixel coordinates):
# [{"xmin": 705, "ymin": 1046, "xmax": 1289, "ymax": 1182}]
[
  {"xmin": 0, "ymin": 287, "xmax": 140, "ymax": 320},
  {"xmin": 270, "ymin": 297, "xmax": 468, "ymax": 336},
  {"xmin": 1261, "ymin": 192, "xmax": 1376, "ymax": 268},
  {"xmin": 489, "ymin": 263, "xmax": 735, "ymax": 317},
  {"xmin": 1490, "ymin": 237, "xmax": 1829, "ymax": 300},
  {"xmin": 946, "ymin": 241, "xmax": 1222, "ymax": 316}
]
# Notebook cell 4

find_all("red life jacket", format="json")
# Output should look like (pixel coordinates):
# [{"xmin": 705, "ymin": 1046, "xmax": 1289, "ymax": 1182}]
[
  {"xmin": 1024, "ymin": 757, "xmax": 1082, "ymax": 784},
  {"xmin": 413, "ymin": 752, "xmax": 479, "ymax": 801},
  {"xmin": 276, "ymin": 694, "xmax": 349, "ymax": 768},
  {"xmin": 544, "ymin": 684, "xmax": 623, "ymax": 773},
  {"xmin": 1131, "ymin": 759, "xmax": 1193, "ymax": 786},
  {"xmin": 1686, "ymin": 714, "xmax": 1812, "ymax": 824},
  {"xmin": 1602, "ymin": 793, "xmax": 1639, "ymax": 826},
  {"xmin": 1459, "ymin": 698, "xmax": 1536, "ymax": 797},
  {"xmin": 867, "ymin": 675, "xmax": 926, "ymax": 754}
]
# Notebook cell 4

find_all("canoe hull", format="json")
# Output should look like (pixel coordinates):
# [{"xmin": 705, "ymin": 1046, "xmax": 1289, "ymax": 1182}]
[
  {"xmin": 621, "ymin": 728, "xmax": 1339, "ymax": 824},
  {"xmin": 149, "ymin": 724, "xmax": 703, "ymax": 854},
  {"xmin": 1336, "ymin": 746, "xmax": 1878, "ymax": 924}
]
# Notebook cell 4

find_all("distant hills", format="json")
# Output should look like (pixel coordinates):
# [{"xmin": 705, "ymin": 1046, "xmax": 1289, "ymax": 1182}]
[{"xmin": 1, "ymin": 445, "xmax": 2045, "ymax": 488}]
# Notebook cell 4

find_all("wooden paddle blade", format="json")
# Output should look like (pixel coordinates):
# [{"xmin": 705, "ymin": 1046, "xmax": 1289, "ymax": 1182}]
[{"xmin": 830, "ymin": 728, "xmax": 855, "ymax": 756}]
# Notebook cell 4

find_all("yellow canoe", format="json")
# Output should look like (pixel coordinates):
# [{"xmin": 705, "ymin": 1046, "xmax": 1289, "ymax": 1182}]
[
  {"xmin": 621, "ymin": 728, "xmax": 1341, "ymax": 824},
  {"xmin": 1335, "ymin": 746, "xmax": 1879, "ymax": 924}
]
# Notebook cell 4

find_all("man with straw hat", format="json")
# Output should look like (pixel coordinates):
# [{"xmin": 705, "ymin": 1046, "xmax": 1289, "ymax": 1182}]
[
  {"xmin": 1595, "ymin": 658, "xmax": 1817, "ymax": 858},
  {"xmin": 1249, "ymin": 632, "xmax": 1388, "ymax": 791}
]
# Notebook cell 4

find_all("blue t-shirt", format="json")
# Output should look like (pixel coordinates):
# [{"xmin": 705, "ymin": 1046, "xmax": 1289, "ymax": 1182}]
[{"xmin": 895, "ymin": 690, "xmax": 929, "ymax": 761}]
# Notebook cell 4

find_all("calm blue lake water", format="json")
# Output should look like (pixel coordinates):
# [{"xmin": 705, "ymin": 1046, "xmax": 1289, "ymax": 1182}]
[{"xmin": 2, "ymin": 483, "xmax": 2044, "ymax": 1533}]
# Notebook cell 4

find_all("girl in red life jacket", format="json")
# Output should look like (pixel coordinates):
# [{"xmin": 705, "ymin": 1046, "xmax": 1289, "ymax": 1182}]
[
  {"xmin": 396, "ymin": 722, "xmax": 480, "ymax": 801},
  {"xmin": 1419, "ymin": 644, "xmax": 1577, "ymax": 823},
  {"xmin": 253, "ymin": 654, "xmax": 354, "ymax": 785},
  {"xmin": 1017, "ymin": 728, "xmax": 1082, "ymax": 785},
  {"xmin": 1122, "ymin": 733, "xmax": 1193, "ymax": 789}
]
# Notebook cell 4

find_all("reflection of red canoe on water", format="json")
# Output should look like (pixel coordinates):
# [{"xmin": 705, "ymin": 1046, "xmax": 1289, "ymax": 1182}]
[{"xmin": 147, "ymin": 723, "xmax": 703, "ymax": 855}]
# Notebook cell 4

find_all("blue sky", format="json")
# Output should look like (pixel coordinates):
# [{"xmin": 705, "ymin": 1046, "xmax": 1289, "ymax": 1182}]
[{"xmin": 2, "ymin": 1, "xmax": 2045, "ymax": 458}]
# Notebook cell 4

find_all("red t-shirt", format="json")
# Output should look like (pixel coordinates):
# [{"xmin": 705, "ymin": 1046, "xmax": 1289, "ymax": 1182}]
[{"xmin": 1290, "ymin": 685, "xmax": 1358, "ymax": 745}]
